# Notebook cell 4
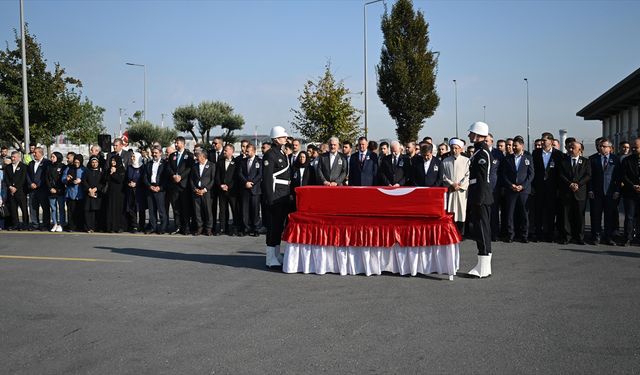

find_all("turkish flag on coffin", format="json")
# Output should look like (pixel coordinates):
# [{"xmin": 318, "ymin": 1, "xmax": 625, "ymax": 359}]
[{"xmin": 294, "ymin": 186, "xmax": 447, "ymax": 218}]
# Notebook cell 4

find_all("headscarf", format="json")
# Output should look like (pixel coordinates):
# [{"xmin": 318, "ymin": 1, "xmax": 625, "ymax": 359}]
[
  {"xmin": 131, "ymin": 152, "xmax": 142, "ymax": 169},
  {"xmin": 294, "ymin": 151, "xmax": 310, "ymax": 168},
  {"xmin": 88, "ymin": 156, "xmax": 100, "ymax": 170},
  {"xmin": 52, "ymin": 151, "xmax": 64, "ymax": 167}
]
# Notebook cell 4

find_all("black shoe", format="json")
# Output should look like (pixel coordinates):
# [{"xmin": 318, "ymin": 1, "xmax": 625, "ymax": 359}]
[
  {"xmin": 250, "ymin": 231, "xmax": 259, "ymax": 237},
  {"xmin": 505, "ymin": 238, "xmax": 513, "ymax": 243},
  {"xmin": 575, "ymin": 239, "xmax": 585, "ymax": 245},
  {"xmin": 144, "ymin": 230, "xmax": 153, "ymax": 234},
  {"xmin": 603, "ymin": 238, "xmax": 616, "ymax": 246},
  {"xmin": 214, "ymin": 231, "xmax": 222, "ymax": 236},
  {"xmin": 591, "ymin": 238, "xmax": 600, "ymax": 245},
  {"xmin": 521, "ymin": 238, "xmax": 529, "ymax": 244},
  {"xmin": 619, "ymin": 241, "xmax": 630, "ymax": 247},
  {"xmin": 206, "ymin": 229, "xmax": 213, "ymax": 236},
  {"xmin": 171, "ymin": 229, "xmax": 181, "ymax": 235},
  {"xmin": 558, "ymin": 239, "xmax": 569, "ymax": 245},
  {"xmin": 237, "ymin": 231, "xmax": 246, "ymax": 237}
]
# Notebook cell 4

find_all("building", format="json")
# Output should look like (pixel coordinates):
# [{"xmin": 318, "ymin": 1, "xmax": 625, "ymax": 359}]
[{"xmin": 577, "ymin": 67, "xmax": 640, "ymax": 147}]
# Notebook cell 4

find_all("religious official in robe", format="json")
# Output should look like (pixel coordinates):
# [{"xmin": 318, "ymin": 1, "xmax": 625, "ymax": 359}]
[{"xmin": 442, "ymin": 138, "xmax": 470, "ymax": 233}]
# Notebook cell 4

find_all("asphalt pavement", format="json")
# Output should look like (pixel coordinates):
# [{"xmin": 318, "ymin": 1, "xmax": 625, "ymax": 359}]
[{"xmin": 1, "ymin": 231, "xmax": 639, "ymax": 374}]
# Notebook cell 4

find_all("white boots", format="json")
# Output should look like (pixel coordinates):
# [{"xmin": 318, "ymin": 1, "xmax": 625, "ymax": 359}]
[
  {"xmin": 266, "ymin": 246, "xmax": 282, "ymax": 267},
  {"xmin": 468, "ymin": 254, "xmax": 492, "ymax": 278}
]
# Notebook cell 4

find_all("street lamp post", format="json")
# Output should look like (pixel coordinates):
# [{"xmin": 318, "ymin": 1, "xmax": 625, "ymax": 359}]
[
  {"xmin": 483, "ymin": 105, "xmax": 486, "ymax": 122},
  {"xmin": 453, "ymin": 79, "xmax": 458, "ymax": 138},
  {"xmin": 161, "ymin": 113, "xmax": 166, "ymax": 128},
  {"xmin": 364, "ymin": 0, "xmax": 384, "ymax": 140},
  {"xmin": 126, "ymin": 62, "xmax": 146, "ymax": 121},
  {"xmin": 20, "ymin": 0, "xmax": 30, "ymax": 151},
  {"xmin": 118, "ymin": 108, "xmax": 126, "ymax": 137},
  {"xmin": 524, "ymin": 78, "xmax": 530, "ymax": 151}
]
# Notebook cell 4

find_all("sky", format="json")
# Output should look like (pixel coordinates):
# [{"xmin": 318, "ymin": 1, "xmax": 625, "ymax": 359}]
[{"xmin": 1, "ymin": 0, "xmax": 639, "ymax": 146}]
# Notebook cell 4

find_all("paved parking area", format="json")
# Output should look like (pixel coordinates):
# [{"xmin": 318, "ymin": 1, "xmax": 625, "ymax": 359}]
[{"xmin": 1, "ymin": 232, "xmax": 639, "ymax": 374}]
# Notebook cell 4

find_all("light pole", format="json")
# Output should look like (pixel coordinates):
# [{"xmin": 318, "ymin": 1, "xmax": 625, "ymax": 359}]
[
  {"xmin": 524, "ymin": 78, "xmax": 530, "ymax": 151},
  {"xmin": 161, "ymin": 113, "xmax": 166, "ymax": 127},
  {"xmin": 453, "ymin": 79, "xmax": 458, "ymax": 138},
  {"xmin": 483, "ymin": 105, "xmax": 486, "ymax": 122},
  {"xmin": 126, "ymin": 62, "xmax": 146, "ymax": 121},
  {"xmin": 364, "ymin": 0, "xmax": 384, "ymax": 140},
  {"xmin": 20, "ymin": 0, "xmax": 30, "ymax": 151},
  {"xmin": 118, "ymin": 108, "xmax": 126, "ymax": 136}
]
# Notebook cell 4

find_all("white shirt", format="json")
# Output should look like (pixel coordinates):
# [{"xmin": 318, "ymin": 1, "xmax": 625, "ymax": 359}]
[
  {"xmin": 423, "ymin": 158, "xmax": 432, "ymax": 175},
  {"xmin": 198, "ymin": 162, "xmax": 207, "ymax": 187},
  {"xmin": 33, "ymin": 159, "xmax": 41, "ymax": 172},
  {"xmin": 299, "ymin": 167, "xmax": 305, "ymax": 183},
  {"xmin": 247, "ymin": 157, "xmax": 254, "ymax": 171},
  {"xmin": 13, "ymin": 163, "xmax": 18, "ymax": 172},
  {"xmin": 571, "ymin": 157, "xmax": 579, "ymax": 167},
  {"xmin": 151, "ymin": 159, "xmax": 161, "ymax": 184},
  {"xmin": 225, "ymin": 158, "xmax": 231, "ymax": 171},
  {"xmin": 359, "ymin": 152, "xmax": 366, "ymax": 163},
  {"xmin": 542, "ymin": 149, "xmax": 552, "ymax": 168},
  {"xmin": 329, "ymin": 152, "xmax": 337, "ymax": 169}
]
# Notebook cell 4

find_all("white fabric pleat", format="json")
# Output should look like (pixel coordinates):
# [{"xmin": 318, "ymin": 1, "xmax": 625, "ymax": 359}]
[{"xmin": 282, "ymin": 243, "xmax": 459, "ymax": 277}]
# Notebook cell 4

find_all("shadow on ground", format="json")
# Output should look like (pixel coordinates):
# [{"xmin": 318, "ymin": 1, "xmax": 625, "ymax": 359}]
[
  {"xmin": 559, "ymin": 247, "xmax": 640, "ymax": 258},
  {"xmin": 94, "ymin": 246, "xmax": 278, "ymax": 271}
]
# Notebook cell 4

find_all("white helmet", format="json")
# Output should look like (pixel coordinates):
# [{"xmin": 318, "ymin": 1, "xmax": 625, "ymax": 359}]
[
  {"xmin": 270, "ymin": 126, "xmax": 289, "ymax": 139},
  {"xmin": 467, "ymin": 121, "xmax": 489, "ymax": 137}
]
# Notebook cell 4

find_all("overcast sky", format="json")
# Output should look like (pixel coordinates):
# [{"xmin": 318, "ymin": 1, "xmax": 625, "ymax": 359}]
[{"xmin": 1, "ymin": 0, "xmax": 639, "ymax": 145}]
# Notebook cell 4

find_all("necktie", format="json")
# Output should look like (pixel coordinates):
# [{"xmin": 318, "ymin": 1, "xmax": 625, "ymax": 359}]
[
  {"xmin": 361, "ymin": 153, "xmax": 365, "ymax": 163},
  {"xmin": 572, "ymin": 159, "xmax": 576, "ymax": 168},
  {"xmin": 393, "ymin": 155, "xmax": 397, "ymax": 167},
  {"xmin": 603, "ymin": 157, "xmax": 608, "ymax": 171},
  {"xmin": 248, "ymin": 158, "xmax": 252, "ymax": 171}
]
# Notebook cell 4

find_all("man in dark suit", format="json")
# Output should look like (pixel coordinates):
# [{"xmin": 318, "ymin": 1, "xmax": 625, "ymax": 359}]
[
  {"xmin": 348, "ymin": 137, "xmax": 378, "ymax": 186},
  {"xmin": 620, "ymin": 137, "xmax": 640, "ymax": 246},
  {"xmin": 488, "ymin": 134, "xmax": 506, "ymax": 241},
  {"xmin": 411, "ymin": 143, "xmax": 443, "ymax": 187},
  {"xmin": 144, "ymin": 146, "xmax": 168, "ymax": 234},
  {"xmin": 531, "ymin": 132, "xmax": 565, "ymax": 242},
  {"xmin": 316, "ymin": 137, "xmax": 348, "ymax": 186},
  {"xmin": 107, "ymin": 138, "xmax": 132, "ymax": 169},
  {"xmin": 6, "ymin": 151, "xmax": 29, "ymax": 230},
  {"xmin": 207, "ymin": 136, "xmax": 224, "ymax": 231},
  {"xmin": 501, "ymin": 136, "xmax": 535, "ymax": 243},
  {"xmin": 26, "ymin": 147, "xmax": 50, "ymax": 230},
  {"xmin": 190, "ymin": 150, "xmax": 216, "ymax": 236},
  {"xmin": 379, "ymin": 141, "xmax": 409, "ymax": 187},
  {"xmin": 588, "ymin": 138, "xmax": 620, "ymax": 245},
  {"xmin": 237, "ymin": 144, "xmax": 262, "ymax": 237},
  {"xmin": 167, "ymin": 136, "xmax": 193, "ymax": 235},
  {"xmin": 216, "ymin": 144, "xmax": 240, "ymax": 235},
  {"xmin": 558, "ymin": 141, "xmax": 591, "ymax": 245}
]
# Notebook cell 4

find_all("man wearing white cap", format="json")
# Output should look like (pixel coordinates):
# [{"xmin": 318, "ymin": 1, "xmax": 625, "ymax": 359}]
[
  {"xmin": 262, "ymin": 126, "xmax": 291, "ymax": 267},
  {"xmin": 442, "ymin": 138, "xmax": 470, "ymax": 233},
  {"xmin": 466, "ymin": 122, "xmax": 494, "ymax": 278}
]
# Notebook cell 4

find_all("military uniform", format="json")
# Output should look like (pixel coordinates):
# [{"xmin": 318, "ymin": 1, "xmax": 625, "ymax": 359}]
[
  {"xmin": 468, "ymin": 141, "xmax": 494, "ymax": 256},
  {"xmin": 261, "ymin": 143, "xmax": 291, "ymax": 249}
]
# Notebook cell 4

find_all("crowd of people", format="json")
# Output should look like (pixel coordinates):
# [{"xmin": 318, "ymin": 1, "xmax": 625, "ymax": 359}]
[{"xmin": 0, "ymin": 125, "xmax": 637, "ymax": 254}]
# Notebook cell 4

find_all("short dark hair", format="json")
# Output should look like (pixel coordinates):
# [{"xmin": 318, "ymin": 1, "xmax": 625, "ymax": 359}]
[
  {"xmin": 367, "ymin": 140, "xmax": 378, "ymax": 151},
  {"xmin": 541, "ymin": 132, "xmax": 554, "ymax": 141},
  {"xmin": 380, "ymin": 141, "xmax": 389, "ymax": 149},
  {"xmin": 240, "ymin": 139, "xmax": 249, "ymax": 145},
  {"xmin": 175, "ymin": 136, "xmax": 186, "ymax": 144},
  {"xmin": 506, "ymin": 138, "xmax": 514, "ymax": 143},
  {"xmin": 262, "ymin": 141, "xmax": 270, "ymax": 147},
  {"xmin": 284, "ymin": 143, "xmax": 293, "ymax": 151},
  {"xmin": 306, "ymin": 144, "xmax": 316, "ymax": 152},
  {"xmin": 513, "ymin": 136, "xmax": 525, "ymax": 145},
  {"xmin": 420, "ymin": 143, "xmax": 434, "ymax": 155},
  {"xmin": 0, "ymin": 145, "xmax": 8, "ymax": 150},
  {"xmin": 224, "ymin": 143, "xmax": 235, "ymax": 151},
  {"xmin": 67, "ymin": 151, "xmax": 76, "ymax": 157},
  {"xmin": 619, "ymin": 140, "xmax": 630, "ymax": 146},
  {"xmin": 343, "ymin": 141, "xmax": 352, "ymax": 148},
  {"xmin": 357, "ymin": 136, "xmax": 367, "ymax": 143},
  {"xmin": 565, "ymin": 137, "xmax": 576, "ymax": 145},
  {"xmin": 497, "ymin": 139, "xmax": 506, "ymax": 145},
  {"xmin": 423, "ymin": 136, "xmax": 432, "ymax": 142}
]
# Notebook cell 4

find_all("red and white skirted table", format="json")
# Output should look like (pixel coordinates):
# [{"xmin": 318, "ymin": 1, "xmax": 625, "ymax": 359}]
[{"xmin": 281, "ymin": 186, "xmax": 462, "ymax": 279}]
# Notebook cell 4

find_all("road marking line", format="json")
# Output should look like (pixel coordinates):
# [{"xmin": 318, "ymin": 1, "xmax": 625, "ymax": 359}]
[{"xmin": 0, "ymin": 255, "xmax": 132, "ymax": 263}]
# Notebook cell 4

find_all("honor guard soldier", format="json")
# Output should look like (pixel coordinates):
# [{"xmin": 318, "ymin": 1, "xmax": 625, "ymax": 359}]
[
  {"xmin": 466, "ymin": 121, "xmax": 494, "ymax": 278},
  {"xmin": 262, "ymin": 126, "xmax": 292, "ymax": 267}
]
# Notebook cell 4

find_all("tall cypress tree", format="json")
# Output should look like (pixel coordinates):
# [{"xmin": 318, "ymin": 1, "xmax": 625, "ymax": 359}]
[{"xmin": 377, "ymin": 0, "xmax": 439, "ymax": 144}]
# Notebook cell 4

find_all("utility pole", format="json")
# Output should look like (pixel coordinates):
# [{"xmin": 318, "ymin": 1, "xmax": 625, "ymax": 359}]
[{"xmin": 20, "ymin": 0, "xmax": 30, "ymax": 151}]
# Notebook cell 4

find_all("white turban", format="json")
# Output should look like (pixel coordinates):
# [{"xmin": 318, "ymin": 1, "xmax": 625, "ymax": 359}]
[{"xmin": 449, "ymin": 138, "xmax": 465, "ymax": 148}]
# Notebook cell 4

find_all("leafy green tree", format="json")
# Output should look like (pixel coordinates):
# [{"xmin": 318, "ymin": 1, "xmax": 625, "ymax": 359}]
[
  {"xmin": 127, "ymin": 119, "xmax": 177, "ymax": 148},
  {"xmin": 291, "ymin": 62, "xmax": 361, "ymax": 143},
  {"xmin": 172, "ymin": 101, "xmax": 244, "ymax": 146},
  {"xmin": 377, "ymin": 0, "xmax": 439, "ymax": 144},
  {"xmin": 0, "ymin": 27, "xmax": 95, "ymax": 151},
  {"xmin": 65, "ymin": 99, "xmax": 106, "ymax": 146}
]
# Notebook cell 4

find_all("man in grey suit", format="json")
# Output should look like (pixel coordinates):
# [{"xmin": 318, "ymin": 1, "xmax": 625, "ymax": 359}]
[{"xmin": 316, "ymin": 136, "xmax": 348, "ymax": 186}]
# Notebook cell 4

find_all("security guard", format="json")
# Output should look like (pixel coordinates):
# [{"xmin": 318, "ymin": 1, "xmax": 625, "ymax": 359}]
[
  {"xmin": 262, "ymin": 126, "xmax": 291, "ymax": 267},
  {"xmin": 466, "ymin": 121, "xmax": 494, "ymax": 278}
]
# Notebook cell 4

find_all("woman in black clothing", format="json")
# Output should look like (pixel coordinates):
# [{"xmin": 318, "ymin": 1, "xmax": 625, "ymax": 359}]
[
  {"xmin": 105, "ymin": 155, "xmax": 126, "ymax": 233},
  {"xmin": 45, "ymin": 151, "xmax": 66, "ymax": 232},
  {"xmin": 125, "ymin": 152, "xmax": 146, "ymax": 232},
  {"xmin": 82, "ymin": 156, "xmax": 103, "ymax": 233},
  {"xmin": 290, "ymin": 151, "xmax": 311, "ymax": 212}
]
